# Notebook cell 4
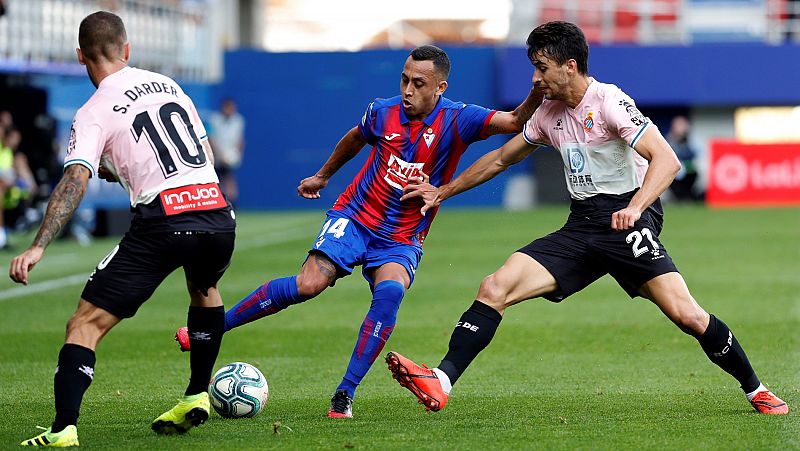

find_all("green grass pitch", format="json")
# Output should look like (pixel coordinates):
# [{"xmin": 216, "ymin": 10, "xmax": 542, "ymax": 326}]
[{"xmin": 0, "ymin": 205, "xmax": 797, "ymax": 450}]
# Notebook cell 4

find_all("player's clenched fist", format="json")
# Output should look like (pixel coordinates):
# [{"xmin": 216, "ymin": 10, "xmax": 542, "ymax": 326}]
[
  {"xmin": 611, "ymin": 207, "xmax": 641, "ymax": 231},
  {"xmin": 9, "ymin": 246, "xmax": 44, "ymax": 285},
  {"xmin": 298, "ymin": 175, "xmax": 329, "ymax": 199}
]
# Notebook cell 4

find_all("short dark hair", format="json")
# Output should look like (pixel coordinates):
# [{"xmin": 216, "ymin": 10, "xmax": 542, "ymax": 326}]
[
  {"xmin": 78, "ymin": 11, "xmax": 127, "ymax": 63},
  {"xmin": 410, "ymin": 45, "xmax": 450, "ymax": 79},
  {"xmin": 526, "ymin": 21, "xmax": 589, "ymax": 75}
]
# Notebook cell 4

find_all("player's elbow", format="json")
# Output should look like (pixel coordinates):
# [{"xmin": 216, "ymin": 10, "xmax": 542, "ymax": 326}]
[{"xmin": 668, "ymin": 157, "xmax": 682, "ymax": 177}]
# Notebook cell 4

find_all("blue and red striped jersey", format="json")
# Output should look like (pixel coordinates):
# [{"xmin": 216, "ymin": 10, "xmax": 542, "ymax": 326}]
[{"xmin": 332, "ymin": 95, "xmax": 495, "ymax": 245}]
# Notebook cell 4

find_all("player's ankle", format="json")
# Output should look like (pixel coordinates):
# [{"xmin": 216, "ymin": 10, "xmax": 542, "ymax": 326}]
[
  {"xmin": 432, "ymin": 368, "xmax": 452, "ymax": 394},
  {"xmin": 745, "ymin": 383, "xmax": 768, "ymax": 402}
]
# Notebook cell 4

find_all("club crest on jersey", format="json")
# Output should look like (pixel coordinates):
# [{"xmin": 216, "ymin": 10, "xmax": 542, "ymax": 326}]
[
  {"xmin": 385, "ymin": 154, "xmax": 424, "ymax": 190},
  {"xmin": 582, "ymin": 112, "xmax": 594, "ymax": 131},
  {"xmin": 422, "ymin": 128, "xmax": 436, "ymax": 147}
]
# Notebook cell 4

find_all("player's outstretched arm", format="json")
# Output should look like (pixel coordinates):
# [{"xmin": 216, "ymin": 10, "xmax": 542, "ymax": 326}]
[
  {"xmin": 486, "ymin": 85, "xmax": 545, "ymax": 135},
  {"xmin": 403, "ymin": 134, "xmax": 539, "ymax": 215},
  {"xmin": 611, "ymin": 126, "xmax": 681, "ymax": 231},
  {"xmin": 9, "ymin": 164, "xmax": 91, "ymax": 284},
  {"xmin": 298, "ymin": 126, "xmax": 367, "ymax": 199}
]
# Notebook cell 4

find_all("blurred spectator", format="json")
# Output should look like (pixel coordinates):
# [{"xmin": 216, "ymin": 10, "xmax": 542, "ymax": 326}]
[
  {"xmin": 666, "ymin": 115, "xmax": 702, "ymax": 201},
  {"xmin": 4, "ymin": 127, "xmax": 39, "ymax": 230},
  {"xmin": 0, "ymin": 110, "xmax": 12, "ymax": 129},
  {"xmin": 0, "ymin": 125, "xmax": 11, "ymax": 248},
  {"xmin": 209, "ymin": 98, "xmax": 245, "ymax": 205}
]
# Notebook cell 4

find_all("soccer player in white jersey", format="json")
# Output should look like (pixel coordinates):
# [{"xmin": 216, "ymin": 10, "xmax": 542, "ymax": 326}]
[
  {"xmin": 386, "ymin": 21, "xmax": 788, "ymax": 415},
  {"xmin": 9, "ymin": 11, "xmax": 236, "ymax": 447}
]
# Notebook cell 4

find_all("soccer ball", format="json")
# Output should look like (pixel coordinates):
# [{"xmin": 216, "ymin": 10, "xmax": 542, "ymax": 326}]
[{"xmin": 208, "ymin": 362, "xmax": 269, "ymax": 418}]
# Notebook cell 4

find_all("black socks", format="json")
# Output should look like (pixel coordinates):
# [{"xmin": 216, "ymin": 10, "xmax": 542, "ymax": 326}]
[
  {"xmin": 185, "ymin": 306, "xmax": 225, "ymax": 396},
  {"xmin": 696, "ymin": 314, "xmax": 760, "ymax": 393},
  {"xmin": 52, "ymin": 344, "xmax": 96, "ymax": 433},
  {"xmin": 438, "ymin": 301, "xmax": 502, "ymax": 385}
]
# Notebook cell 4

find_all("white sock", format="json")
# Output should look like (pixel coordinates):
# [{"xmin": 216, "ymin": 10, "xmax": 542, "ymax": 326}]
[
  {"xmin": 745, "ymin": 383, "xmax": 768, "ymax": 401},
  {"xmin": 0, "ymin": 228, "xmax": 7, "ymax": 247},
  {"xmin": 432, "ymin": 368, "xmax": 452, "ymax": 394}
]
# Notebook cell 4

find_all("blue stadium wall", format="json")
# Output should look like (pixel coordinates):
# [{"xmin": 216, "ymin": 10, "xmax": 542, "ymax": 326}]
[{"xmin": 220, "ymin": 43, "xmax": 800, "ymax": 210}]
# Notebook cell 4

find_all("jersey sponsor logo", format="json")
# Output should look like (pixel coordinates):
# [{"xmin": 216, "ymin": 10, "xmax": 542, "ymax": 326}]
[
  {"xmin": 385, "ymin": 133, "xmax": 401, "ymax": 141},
  {"xmin": 422, "ymin": 127, "xmax": 436, "ymax": 147},
  {"xmin": 568, "ymin": 147, "xmax": 586, "ymax": 173},
  {"xmin": 160, "ymin": 182, "xmax": 227, "ymax": 216},
  {"xmin": 553, "ymin": 118, "xmax": 563, "ymax": 131},
  {"xmin": 582, "ymin": 112, "xmax": 594, "ymax": 131},
  {"xmin": 384, "ymin": 154, "xmax": 425, "ymax": 190}
]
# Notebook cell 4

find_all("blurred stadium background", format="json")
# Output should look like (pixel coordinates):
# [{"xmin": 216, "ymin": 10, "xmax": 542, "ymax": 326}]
[{"xmin": 0, "ymin": 0, "xmax": 799, "ymax": 241}]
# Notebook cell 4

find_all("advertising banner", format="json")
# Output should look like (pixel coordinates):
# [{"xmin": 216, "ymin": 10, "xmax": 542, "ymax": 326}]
[{"xmin": 708, "ymin": 140, "xmax": 800, "ymax": 207}]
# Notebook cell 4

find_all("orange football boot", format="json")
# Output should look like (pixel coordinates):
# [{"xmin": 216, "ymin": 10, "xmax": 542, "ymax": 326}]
[
  {"xmin": 175, "ymin": 326, "xmax": 191, "ymax": 352},
  {"xmin": 386, "ymin": 351, "xmax": 448, "ymax": 412},
  {"xmin": 750, "ymin": 391, "xmax": 789, "ymax": 414}
]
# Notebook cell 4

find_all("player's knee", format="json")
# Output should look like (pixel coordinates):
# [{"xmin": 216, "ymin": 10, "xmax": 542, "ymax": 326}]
[
  {"xmin": 65, "ymin": 313, "xmax": 104, "ymax": 345},
  {"xmin": 477, "ymin": 273, "xmax": 510, "ymax": 309},
  {"xmin": 673, "ymin": 306, "xmax": 709, "ymax": 336},
  {"xmin": 295, "ymin": 273, "xmax": 330, "ymax": 298}
]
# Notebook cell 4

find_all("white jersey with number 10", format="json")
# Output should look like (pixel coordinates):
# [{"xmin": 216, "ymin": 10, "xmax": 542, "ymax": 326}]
[{"xmin": 65, "ymin": 66, "xmax": 218, "ymax": 207}]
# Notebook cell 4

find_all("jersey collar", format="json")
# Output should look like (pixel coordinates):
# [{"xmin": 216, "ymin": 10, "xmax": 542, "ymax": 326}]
[{"xmin": 399, "ymin": 96, "xmax": 443, "ymax": 126}]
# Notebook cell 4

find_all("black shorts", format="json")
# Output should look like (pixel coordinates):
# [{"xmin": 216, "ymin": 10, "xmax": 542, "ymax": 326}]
[
  {"xmin": 81, "ymin": 229, "xmax": 235, "ymax": 318},
  {"xmin": 517, "ymin": 207, "xmax": 678, "ymax": 302}
]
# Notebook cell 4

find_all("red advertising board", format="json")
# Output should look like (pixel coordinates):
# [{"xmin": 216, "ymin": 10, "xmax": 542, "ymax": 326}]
[{"xmin": 707, "ymin": 140, "xmax": 800, "ymax": 207}]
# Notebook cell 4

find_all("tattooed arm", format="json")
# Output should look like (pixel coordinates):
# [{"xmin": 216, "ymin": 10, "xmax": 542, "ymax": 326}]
[
  {"xmin": 9, "ymin": 164, "xmax": 91, "ymax": 284},
  {"xmin": 485, "ymin": 85, "xmax": 545, "ymax": 136}
]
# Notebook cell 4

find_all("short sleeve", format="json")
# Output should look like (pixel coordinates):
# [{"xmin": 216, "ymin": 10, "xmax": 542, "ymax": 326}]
[
  {"xmin": 358, "ymin": 101, "xmax": 378, "ymax": 145},
  {"xmin": 522, "ymin": 109, "xmax": 550, "ymax": 147},
  {"xmin": 64, "ymin": 109, "xmax": 104, "ymax": 177},
  {"xmin": 606, "ymin": 88, "xmax": 651, "ymax": 148},
  {"xmin": 456, "ymin": 104, "xmax": 495, "ymax": 144}
]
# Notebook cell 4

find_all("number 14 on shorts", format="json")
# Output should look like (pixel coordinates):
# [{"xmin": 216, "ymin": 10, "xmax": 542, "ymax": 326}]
[{"xmin": 316, "ymin": 218, "xmax": 350, "ymax": 248}]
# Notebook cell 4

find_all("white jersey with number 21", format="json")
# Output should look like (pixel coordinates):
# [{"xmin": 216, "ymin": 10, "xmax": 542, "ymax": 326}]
[{"xmin": 65, "ymin": 66, "xmax": 218, "ymax": 207}]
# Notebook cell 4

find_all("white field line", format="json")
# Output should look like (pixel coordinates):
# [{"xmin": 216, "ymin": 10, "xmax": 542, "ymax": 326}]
[{"xmin": 0, "ymin": 227, "xmax": 312, "ymax": 302}]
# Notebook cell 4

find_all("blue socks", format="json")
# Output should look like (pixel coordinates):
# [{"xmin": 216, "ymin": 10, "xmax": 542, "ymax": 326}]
[
  {"xmin": 337, "ymin": 280, "xmax": 405, "ymax": 398},
  {"xmin": 224, "ymin": 276, "xmax": 304, "ymax": 331}
]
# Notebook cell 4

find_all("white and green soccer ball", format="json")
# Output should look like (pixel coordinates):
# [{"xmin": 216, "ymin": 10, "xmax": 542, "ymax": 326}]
[{"xmin": 208, "ymin": 362, "xmax": 269, "ymax": 418}]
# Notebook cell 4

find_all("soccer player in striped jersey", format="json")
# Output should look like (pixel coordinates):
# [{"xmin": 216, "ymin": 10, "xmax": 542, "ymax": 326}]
[{"xmin": 176, "ymin": 45, "xmax": 543, "ymax": 418}]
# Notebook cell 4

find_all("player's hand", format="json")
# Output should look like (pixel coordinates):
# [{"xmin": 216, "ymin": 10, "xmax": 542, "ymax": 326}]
[
  {"xmin": 98, "ymin": 164, "xmax": 118, "ymax": 183},
  {"xmin": 9, "ymin": 246, "xmax": 44, "ymax": 285},
  {"xmin": 611, "ymin": 207, "xmax": 641, "ymax": 231},
  {"xmin": 401, "ymin": 171, "xmax": 439, "ymax": 216},
  {"xmin": 297, "ymin": 175, "xmax": 328, "ymax": 199}
]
